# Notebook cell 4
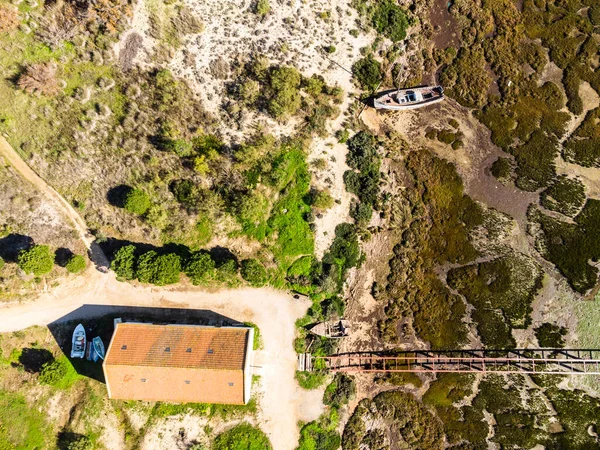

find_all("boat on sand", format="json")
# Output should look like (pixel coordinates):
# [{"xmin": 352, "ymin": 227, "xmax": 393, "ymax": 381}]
[
  {"xmin": 374, "ymin": 86, "xmax": 444, "ymax": 110},
  {"xmin": 70, "ymin": 324, "xmax": 86, "ymax": 359},
  {"xmin": 309, "ymin": 320, "xmax": 351, "ymax": 338}
]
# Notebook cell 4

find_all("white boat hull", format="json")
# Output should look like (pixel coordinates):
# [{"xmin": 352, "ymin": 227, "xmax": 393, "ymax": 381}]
[
  {"xmin": 71, "ymin": 324, "xmax": 86, "ymax": 359},
  {"xmin": 374, "ymin": 86, "xmax": 444, "ymax": 111}
]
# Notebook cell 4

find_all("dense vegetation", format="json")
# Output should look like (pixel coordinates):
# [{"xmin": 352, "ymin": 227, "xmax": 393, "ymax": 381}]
[
  {"xmin": 448, "ymin": 254, "xmax": 543, "ymax": 348},
  {"xmin": 343, "ymin": 390, "xmax": 443, "ymax": 449},
  {"xmin": 540, "ymin": 175, "xmax": 586, "ymax": 217},
  {"xmin": 379, "ymin": 150, "xmax": 483, "ymax": 348},
  {"xmin": 228, "ymin": 56, "xmax": 342, "ymax": 133},
  {"xmin": 531, "ymin": 200, "xmax": 600, "ymax": 293}
]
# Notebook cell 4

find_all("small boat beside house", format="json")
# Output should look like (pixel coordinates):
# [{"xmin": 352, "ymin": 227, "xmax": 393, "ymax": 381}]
[
  {"xmin": 70, "ymin": 324, "xmax": 86, "ymax": 358},
  {"xmin": 374, "ymin": 85, "xmax": 444, "ymax": 110},
  {"xmin": 92, "ymin": 336, "xmax": 105, "ymax": 361},
  {"xmin": 309, "ymin": 320, "xmax": 351, "ymax": 339}
]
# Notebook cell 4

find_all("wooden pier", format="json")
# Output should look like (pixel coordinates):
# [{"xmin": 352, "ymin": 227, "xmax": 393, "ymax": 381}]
[{"xmin": 301, "ymin": 349, "xmax": 600, "ymax": 375}]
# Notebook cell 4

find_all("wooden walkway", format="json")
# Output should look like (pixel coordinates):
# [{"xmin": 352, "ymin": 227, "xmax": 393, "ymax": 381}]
[{"xmin": 300, "ymin": 349, "xmax": 600, "ymax": 375}]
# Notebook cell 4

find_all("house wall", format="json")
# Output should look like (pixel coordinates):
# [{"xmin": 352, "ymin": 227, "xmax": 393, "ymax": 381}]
[{"xmin": 104, "ymin": 365, "xmax": 245, "ymax": 404}]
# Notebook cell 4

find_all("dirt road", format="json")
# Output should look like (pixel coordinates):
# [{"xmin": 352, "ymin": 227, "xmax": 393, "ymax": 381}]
[
  {"xmin": 0, "ymin": 270, "xmax": 322, "ymax": 448},
  {"xmin": 0, "ymin": 136, "xmax": 109, "ymax": 267}
]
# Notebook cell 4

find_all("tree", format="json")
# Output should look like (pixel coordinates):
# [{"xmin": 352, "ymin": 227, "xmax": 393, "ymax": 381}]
[
  {"xmin": 241, "ymin": 258, "xmax": 268, "ymax": 286},
  {"xmin": 184, "ymin": 251, "xmax": 215, "ymax": 285},
  {"xmin": 18, "ymin": 245, "xmax": 54, "ymax": 276},
  {"xmin": 351, "ymin": 56, "xmax": 382, "ymax": 91},
  {"xmin": 111, "ymin": 245, "xmax": 136, "ymax": 280},
  {"xmin": 124, "ymin": 188, "xmax": 151, "ymax": 215},
  {"xmin": 65, "ymin": 254, "xmax": 86, "ymax": 274}
]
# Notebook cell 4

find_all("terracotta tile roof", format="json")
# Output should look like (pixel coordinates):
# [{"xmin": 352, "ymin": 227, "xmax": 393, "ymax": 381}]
[{"xmin": 104, "ymin": 323, "xmax": 249, "ymax": 370}]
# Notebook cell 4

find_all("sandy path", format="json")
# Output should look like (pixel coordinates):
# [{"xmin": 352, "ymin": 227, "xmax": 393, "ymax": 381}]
[
  {"xmin": 0, "ymin": 270, "xmax": 320, "ymax": 449},
  {"xmin": 0, "ymin": 136, "xmax": 108, "ymax": 266}
]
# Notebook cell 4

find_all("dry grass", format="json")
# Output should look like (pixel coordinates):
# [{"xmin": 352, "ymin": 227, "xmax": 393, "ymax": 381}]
[
  {"xmin": 0, "ymin": 4, "xmax": 19, "ymax": 33},
  {"xmin": 17, "ymin": 62, "xmax": 60, "ymax": 96}
]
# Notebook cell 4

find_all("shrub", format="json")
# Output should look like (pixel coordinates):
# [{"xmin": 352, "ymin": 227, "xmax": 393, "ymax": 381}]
[
  {"xmin": 311, "ymin": 190, "xmax": 334, "ymax": 210},
  {"xmin": 267, "ymin": 66, "xmax": 302, "ymax": 119},
  {"xmin": 540, "ymin": 175, "xmax": 585, "ymax": 217},
  {"xmin": 18, "ymin": 63, "xmax": 60, "ymax": 96},
  {"xmin": 170, "ymin": 179, "xmax": 197, "ymax": 207},
  {"xmin": 323, "ymin": 223, "xmax": 362, "ymax": 274},
  {"xmin": 39, "ymin": 359, "xmax": 67, "ymax": 386},
  {"xmin": 216, "ymin": 259, "xmax": 239, "ymax": 284},
  {"xmin": 240, "ymin": 258, "xmax": 267, "ymax": 286},
  {"xmin": 350, "ymin": 201, "xmax": 373, "ymax": 227},
  {"xmin": 124, "ymin": 188, "xmax": 151, "ymax": 215},
  {"xmin": 18, "ymin": 245, "xmax": 54, "ymax": 276},
  {"xmin": 65, "ymin": 255, "xmax": 86, "ymax": 274},
  {"xmin": 491, "ymin": 157, "xmax": 512, "ymax": 180},
  {"xmin": 535, "ymin": 323, "xmax": 567, "ymax": 348},
  {"xmin": 111, "ymin": 245, "xmax": 136, "ymax": 280},
  {"xmin": 352, "ymin": 56, "xmax": 382, "ymax": 91},
  {"xmin": 0, "ymin": 257, "xmax": 4, "ymax": 270},
  {"xmin": 38, "ymin": 356, "xmax": 80, "ymax": 389},
  {"xmin": 323, "ymin": 373, "xmax": 356, "ymax": 407},
  {"xmin": 184, "ymin": 251, "xmax": 215, "ymax": 285},
  {"xmin": 297, "ymin": 410, "xmax": 341, "ymax": 450},
  {"xmin": 213, "ymin": 423, "xmax": 272, "ymax": 450},
  {"xmin": 255, "ymin": 0, "xmax": 270, "ymax": 17},
  {"xmin": 0, "ymin": 5, "xmax": 19, "ymax": 33},
  {"xmin": 372, "ymin": 0, "xmax": 409, "ymax": 42},
  {"xmin": 136, "ymin": 252, "xmax": 181, "ymax": 286},
  {"xmin": 295, "ymin": 370, "xmax": 327, "ymax": 390}
]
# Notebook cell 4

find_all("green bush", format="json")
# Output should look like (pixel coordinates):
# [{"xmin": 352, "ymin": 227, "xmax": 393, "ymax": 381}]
[
  {"xmin": 350, "ymin": 201, "xmax": 373, "ymax": 227},
  {"xmin": 136, "ymin": 251, "xmax": 181, "ymax": 285},
  {"xmin": 215, "ymin": 259, "xmax": 239, "ymax": 284},
  {"xmin": 323, "ymin": 373, "xmax": 356, "ymax": 407},
  {"xmin": 297, "ymin": 409, "xmax": 341, "ymax": 450},
  {"xmin": 323, "ymin": 223, "xmax": 362, "ymax": 274},
  {"xmin": 295, "ymin": 371, "xmax": 327, "ymax": 390},
  {"xmin": 111, "ymin": 245, "xmax": 136, "ymax": 280},
  {"xmin": 490, "ymin": 157, "xmax": 512, "ymax": 180},
  {"xmin": 255, "ymin": 0, "xmax": 270, "ymax": 16},
  {"xmin": 240, "ymin": 258, "xmax": 267, "ymax": 286},
  {"xmin": 184, "ymin": 251, "xmax": 215, "ymax": 285},
  {"xmin": 213, "ymin": 423, "xmax": 272, "ymax": 450},
  {"xmin": 267, "ymin": 66, "xmax": 302, "ymax": 119},
  {"xmin": 124, "ymin": 188, "xmax": 151, "ymax": 215},
  {"xmin": 39, "ymin": 359, "xmax": 66, "ymax": 386},
  {"xmin": 65, "ymin": 255, "xmax": 86, "ymax": 274},
  {"xmin": 351, "ymin": 56, "xmax": 382, "ymax": 91},
  {"xmin": 311, "ymin": 190, "xmax": 334, "ymax": 210},
  {"xmin": 540, "ymin": 175, "xmax": 586, "ymax": 217},
  {"xmin": 18, "ymin": 245, "xmax": 54, "ymax": 276},
  {"xmin": 0, "ymin": 256, "xmax": 4, "ymax": 270},
  {"xmin": 371, "ymin": 0, "xmax": 409, "ymax": 42},
  {"xmin": 535, "ymin": 323, "xmax": 567, "ymax": 348}
]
